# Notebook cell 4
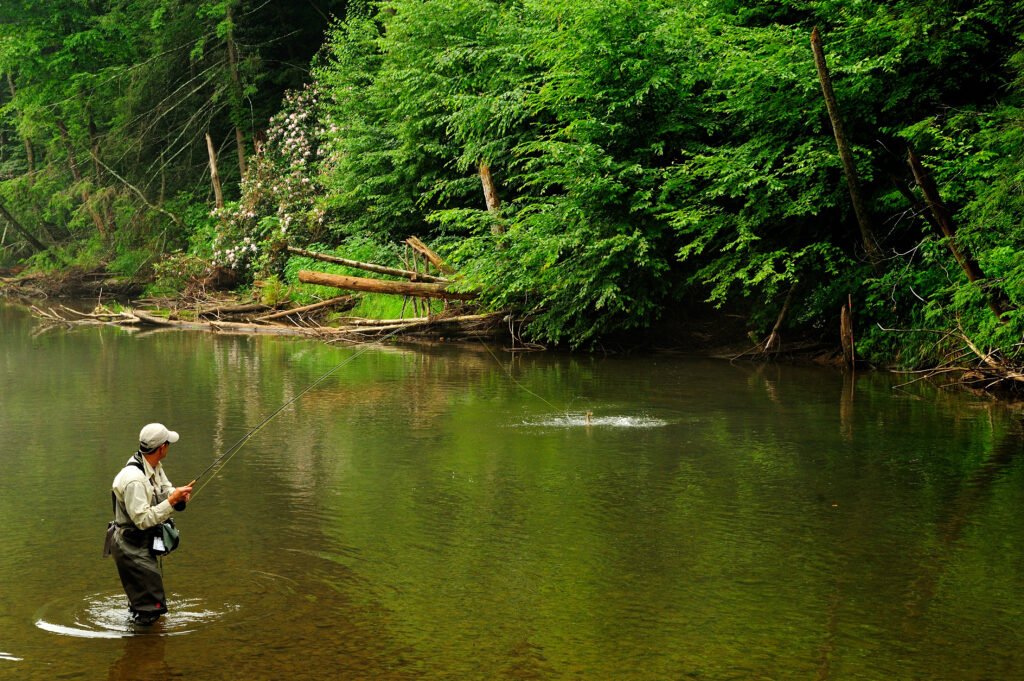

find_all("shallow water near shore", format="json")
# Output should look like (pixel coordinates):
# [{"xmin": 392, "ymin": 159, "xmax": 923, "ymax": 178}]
[{"xmin": 3, "ymin": 302, "xmax": 1024, "ymax": 680}]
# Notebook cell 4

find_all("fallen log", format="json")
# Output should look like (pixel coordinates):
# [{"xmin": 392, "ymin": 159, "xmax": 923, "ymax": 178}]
[
  {"xmin": 256, "ymin": 295, "xmax": 356, "ymax": 321},
  {"xmin": 346, "ymin": 316, "xmax": 428, "ymax": 326},
  {"xmin": 298, "ymin": 270, "xmax": 477, "ymax": 300},
  {"xmin": 197, "ymin": 302, "xmax": 274, "ymax": 316},
  {"xmin": 341, "ymin": 312, "xmax": 503, "ymax": 331},
  {"xmin": 133, "ymin": 309, "xmax": 298, "ymax": 334},
  {"xmin": 287, "ymin": 246, "xmax": 449, "ymax": 284},
  {"xmin": 405, "ymin": 236, "xmax": 455, "ymax": 276},
  {"xmin": 313, "ymin": 313, "xmax": 505, "ymax": 340}
]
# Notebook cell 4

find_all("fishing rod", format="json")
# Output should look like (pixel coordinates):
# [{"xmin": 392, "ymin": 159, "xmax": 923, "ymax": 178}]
[{"xmin": 186, "ymin": 323, "xmax": 413, "ymax": 497}]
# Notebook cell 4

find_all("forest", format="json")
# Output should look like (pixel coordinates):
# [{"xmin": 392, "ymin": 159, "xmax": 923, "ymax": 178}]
[{"xmin": 2, "ymin": 0, "xmax": 1024, "ymax": 369}]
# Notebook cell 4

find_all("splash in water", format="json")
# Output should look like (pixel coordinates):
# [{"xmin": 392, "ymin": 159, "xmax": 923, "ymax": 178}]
[
  {"xmin": 516, "ymin": 412, "xmax": 671, "ymax": 428},
  {"xmin": 34, "ymin": 592, "xmax": 237, "ymax": 638}
]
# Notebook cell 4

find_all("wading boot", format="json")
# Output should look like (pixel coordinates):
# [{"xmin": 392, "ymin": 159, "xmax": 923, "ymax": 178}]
[{"xmin": 129, "ymin": 610, "xmax": 161, "ymax": 626}]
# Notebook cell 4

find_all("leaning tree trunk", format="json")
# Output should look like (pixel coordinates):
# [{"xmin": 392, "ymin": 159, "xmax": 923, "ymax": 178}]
[{"xmin": 811, "ymin": 27, "xmax": 883, "ymax": 267}]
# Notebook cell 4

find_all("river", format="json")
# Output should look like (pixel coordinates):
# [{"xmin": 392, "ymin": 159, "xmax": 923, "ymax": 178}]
[{"xmin": 1, "ymin": 302, "xmax": 1023, "ymax": 680}]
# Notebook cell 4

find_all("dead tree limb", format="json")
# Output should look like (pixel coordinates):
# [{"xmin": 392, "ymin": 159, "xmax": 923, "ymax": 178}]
[
  {"xmin": 405, "ymin": 236, "xmax": 455, "ymax": 276},
  {"xmin": 94, "ymin": 157, "xmax": 183, "ymax": 228}
]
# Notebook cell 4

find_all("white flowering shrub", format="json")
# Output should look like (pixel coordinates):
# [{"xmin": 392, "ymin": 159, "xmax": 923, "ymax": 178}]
[{"xmin": 211, "ymin": 85, "xmax": 329, "ymax": 278}]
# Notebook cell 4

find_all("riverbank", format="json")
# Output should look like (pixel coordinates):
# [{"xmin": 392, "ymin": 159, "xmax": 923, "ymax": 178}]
[
  {"xmin": 0, "ymin": 264, "xmax": 813, "ymax": 355},
  {"xmin": 6, "ymin": 264, "xmax": 1024, "ymax": 404},
  {"xmin": 0, "ymin": 265, "xmax": 928, "ymax": 380}
]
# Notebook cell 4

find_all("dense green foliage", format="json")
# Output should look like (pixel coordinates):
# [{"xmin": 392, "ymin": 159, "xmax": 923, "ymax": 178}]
[
  {"xmin": 3, "ymin": 0, "xmax": 1024, "ymax": 363},
  {"xmin": 0, "ymin": 0, "xmax": 345, "ymax": 266}
]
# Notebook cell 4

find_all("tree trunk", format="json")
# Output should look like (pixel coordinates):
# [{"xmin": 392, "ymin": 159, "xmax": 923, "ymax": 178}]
[
  {"xmin": 57, "ymin": 117, "xmax": 107, "ymax": 236},
  {"xmin": 840, "ymin": 299, "xmax": 854, "ymax": 366},
  {"xmin": 88, "ymin": 117, "xmax": 102, "ymax": 180},
  {"xmin": 762, "ymin": 282, "xmax": 796, "ymax": 352},
  {"xmin": 226, "ymin": 5, "xmax": 248, "ymax": 178},
  {"xmin": 55, "ymin": 119, "xmax": 83, "ymax": 182},
  {"xmin": 0, "ymin": 201, "xmax": 47, "ymax": 253},
  {"xmin": 287, "ymin": 246, "xmax": 450, "ymax": 283},
  {"xmin": 7, "ymin": 73, "xmax": 34, "ymax": 172},
  {"xmin": 298, "ymin": 270, "xmax": 477, "ymax": 300},
  {"xmin": 205, "ymin": 133, "xmax": 225, "ymax": 209},
  {"xmin": 479, "ymin": 161, "xmax": 504, "ymax": 235},
  {"xmin": 907, "ymin": 148, "xmax": 1006, "ymax": 321},
  {"xmin": 810, "ymin": 27, "xmax": 883, "ymax": 267},
  {"xmin": 891, "ymin": 174, "xmax": 940, "ymax": 233}
]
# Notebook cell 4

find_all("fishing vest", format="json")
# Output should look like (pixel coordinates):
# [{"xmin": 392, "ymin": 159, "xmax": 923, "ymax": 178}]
[{"xmin": 111, "ymin": 453, "xmax": 159, "ymax": 529}]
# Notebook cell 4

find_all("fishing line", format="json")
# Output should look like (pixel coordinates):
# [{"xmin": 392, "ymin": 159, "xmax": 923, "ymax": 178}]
[
  {"xmin": 188, "ymin": 324, "xmax": 413, "ymax": 498},
  {"xmin": 474, "ymin": 334, "xmax": 563, "ymax": 414}
]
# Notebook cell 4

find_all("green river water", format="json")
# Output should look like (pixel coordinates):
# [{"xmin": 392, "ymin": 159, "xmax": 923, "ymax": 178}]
[{"xmin": 2, "ymin": 302, "xmax": 1024, "ymax": 680}]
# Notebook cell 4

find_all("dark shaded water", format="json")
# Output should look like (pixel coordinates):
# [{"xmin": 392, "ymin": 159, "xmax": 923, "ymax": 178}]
[{"xmin": 2, "ymin": 302, "xmax": 1024, "ymax": 680}]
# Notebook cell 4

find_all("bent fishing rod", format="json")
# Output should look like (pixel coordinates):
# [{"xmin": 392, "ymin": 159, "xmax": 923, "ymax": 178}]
[{"xmin": 185, "ymin": 323, "xmax": 414, "ymax": 497}]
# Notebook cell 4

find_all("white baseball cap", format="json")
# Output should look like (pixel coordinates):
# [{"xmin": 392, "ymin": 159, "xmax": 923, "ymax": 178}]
[{"xmin": 139, "ymin": 423, "xmax": 180, "ymax": 452}]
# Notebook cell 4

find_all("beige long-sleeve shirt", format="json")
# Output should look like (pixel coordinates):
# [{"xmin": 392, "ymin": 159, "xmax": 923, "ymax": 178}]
[{"xmin": 112, "ymin": 454, "xmax": 175, "ymax": 530}]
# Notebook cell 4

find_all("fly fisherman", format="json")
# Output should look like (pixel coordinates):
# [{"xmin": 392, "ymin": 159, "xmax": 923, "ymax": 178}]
[{"xmin": 108, "ymin": 423, "xmax": 193, "ymax": 625}]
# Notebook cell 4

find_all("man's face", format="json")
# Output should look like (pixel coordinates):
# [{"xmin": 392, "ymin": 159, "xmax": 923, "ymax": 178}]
[{"xmin": 154, "ymin": 442, "xmax": 169, "ymax": 463}]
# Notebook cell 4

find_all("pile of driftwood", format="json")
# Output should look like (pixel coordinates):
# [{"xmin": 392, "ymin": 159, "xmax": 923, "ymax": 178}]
[{"xmin": 25, "ymin": 238, "xmax": 508, "ymax": 344}]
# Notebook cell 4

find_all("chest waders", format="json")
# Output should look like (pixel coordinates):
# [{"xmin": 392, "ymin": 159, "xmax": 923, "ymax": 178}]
[{"xmin": 107, "ymin": 453, "xmax": 169, "ymax": 622}]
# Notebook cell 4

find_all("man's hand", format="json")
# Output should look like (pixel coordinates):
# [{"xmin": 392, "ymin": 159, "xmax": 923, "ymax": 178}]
[{"xmin": 168, "ymin": 485, "xmax": 193, "ymax": 506}]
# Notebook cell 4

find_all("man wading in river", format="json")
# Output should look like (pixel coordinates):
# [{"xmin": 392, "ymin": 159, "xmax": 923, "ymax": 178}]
[{"xmin": 107, "ymin": 423, "xmax": 192, "ymax": 625}]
